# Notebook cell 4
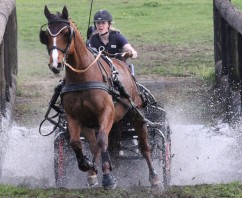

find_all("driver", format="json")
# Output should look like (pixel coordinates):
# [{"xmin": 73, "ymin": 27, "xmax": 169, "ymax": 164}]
[{"xmin": 88, "ymin": 10, "xmax": 137, "ymax": 62}]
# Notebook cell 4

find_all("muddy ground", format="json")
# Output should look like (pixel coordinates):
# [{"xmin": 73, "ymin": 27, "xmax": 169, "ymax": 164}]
[{"xmin": 13, "ymin": 74, "xmax": 214, "ymax": 127}]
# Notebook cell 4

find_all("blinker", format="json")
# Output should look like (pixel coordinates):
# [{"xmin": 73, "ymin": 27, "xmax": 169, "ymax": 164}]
[
  {"xmin": 39, "ymin": 31, "xmax": 47, "ymax": 45},
  {"xmin": 39, "ymin": 24, "xmax": 48, "ymax": 45}
]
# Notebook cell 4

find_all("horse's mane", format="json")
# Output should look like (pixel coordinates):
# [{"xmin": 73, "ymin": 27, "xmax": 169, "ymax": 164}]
[{"xmin": 69, "ymin": 18, "xmax": 86, "ymax": 43}]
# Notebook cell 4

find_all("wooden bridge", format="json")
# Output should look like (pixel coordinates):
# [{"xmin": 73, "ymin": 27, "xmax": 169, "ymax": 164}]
[
  {"xmin": 0, "ymin": 0, "xmax": 17, "ymax": 130},
  {"xmin": 214, "ymin": 0, "xmax": 242, "ymax": 121}
]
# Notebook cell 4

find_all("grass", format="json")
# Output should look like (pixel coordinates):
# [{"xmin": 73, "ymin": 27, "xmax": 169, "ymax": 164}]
[
  {"xmin": 16, "ymin": 0, "xmax": 216, "ymax": 78},
  {"xmin": 2, "ymin": 182, "xmax": 242, "ymax": 197},
  {"xmin": 15, "ymin": 0, "xmax": 242, "ymax": 80}
]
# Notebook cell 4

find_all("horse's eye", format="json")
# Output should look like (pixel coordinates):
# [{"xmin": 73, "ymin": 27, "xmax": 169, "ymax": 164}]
[{"xmin": 63, "ymin": 32, "xmax": 69, "ymax": 38}]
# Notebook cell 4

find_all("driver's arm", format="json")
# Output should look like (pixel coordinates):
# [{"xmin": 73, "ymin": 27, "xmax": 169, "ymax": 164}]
[{"xmin": 123, "ymin": 43, "xmax": 138, "ymax": 58}]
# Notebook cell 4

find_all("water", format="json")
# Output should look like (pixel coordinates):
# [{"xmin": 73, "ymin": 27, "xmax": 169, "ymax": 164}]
[
  {"xmin": 170, "ymin": 123, "xmax": 241, "ymax": 185},
  {"xmin": 1, "ymin": 121, "xmax": 241, "ymax": 188},
  {"xmin": 0, "ymin": 124, "xmax": 55, "ymax": 188},
  {"xmin": 1, "ymin": 79, "xmax": 242, "ymax": 188}
]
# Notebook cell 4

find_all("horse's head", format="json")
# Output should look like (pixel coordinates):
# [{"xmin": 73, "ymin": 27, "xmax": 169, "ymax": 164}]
[{"xmin": 39, "ymin": 5, "xmax": 75, "ymax": 74}]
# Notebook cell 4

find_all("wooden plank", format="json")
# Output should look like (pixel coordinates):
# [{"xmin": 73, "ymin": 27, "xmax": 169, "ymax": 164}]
[
  {"xmin": 215, "ymin": 0, "xmax": 242, "ymax": 35},
  {"xmin": 0, "ymin": 0, "xmax": 16, "ymax": 44}
]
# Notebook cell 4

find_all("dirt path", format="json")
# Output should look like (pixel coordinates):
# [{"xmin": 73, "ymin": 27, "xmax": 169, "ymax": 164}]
[{"xmin": 13, "ymin": 74, "xmax": 211, "ymax": 127}]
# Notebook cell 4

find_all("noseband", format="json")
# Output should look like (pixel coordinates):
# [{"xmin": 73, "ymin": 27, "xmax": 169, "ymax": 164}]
[{"xmin": 39, "ymin": 19, "xmax": 75, "ymax": 57}]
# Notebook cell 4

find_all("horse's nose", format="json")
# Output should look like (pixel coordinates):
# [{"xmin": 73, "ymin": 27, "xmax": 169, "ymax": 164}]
[
  {"xmin": 57, "ymin": 62, "xmax": 62, "ymax": 69},
  {"xmin": 48, "ymin": 63, "xmax": 60, "ymax": 74}
]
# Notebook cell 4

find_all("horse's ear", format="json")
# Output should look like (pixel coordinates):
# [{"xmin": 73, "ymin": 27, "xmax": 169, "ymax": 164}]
[
  {"xmin": 62, "ymin": 6, "xmax": 68, "ymax": 19},
  {"xmin": 44, "ymin": 5, "xmax": 51, "ymax": 19}
]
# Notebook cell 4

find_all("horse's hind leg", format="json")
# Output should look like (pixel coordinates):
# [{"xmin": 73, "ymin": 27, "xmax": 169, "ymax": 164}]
[{"xmin": 132, "ymin": 119, "xmax": 161, "ymax": 187}]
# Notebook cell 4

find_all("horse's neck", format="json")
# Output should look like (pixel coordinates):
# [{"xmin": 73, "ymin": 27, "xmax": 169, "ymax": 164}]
[
  {"xmin": 65, "ymin": 21, "xmax": 98, "ymax": 83},
  {"xmin": 67, "ymin": 21, "xmax": 93, "ymax": 70},
  {"xmin": 69, "ymin": 44, "xmax": 90, "ymax": 68}
]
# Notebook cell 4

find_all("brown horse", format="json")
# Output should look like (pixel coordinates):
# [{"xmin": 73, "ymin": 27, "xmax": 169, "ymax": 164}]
[{"xmin": 40, "ymin": 5, "xmax": 160, "ymax": 190}]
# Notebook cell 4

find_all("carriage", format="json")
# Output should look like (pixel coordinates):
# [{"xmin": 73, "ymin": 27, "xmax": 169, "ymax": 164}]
[{"xmin": 39, "ymin": 5, "xmax": 172, "ymax": 190}]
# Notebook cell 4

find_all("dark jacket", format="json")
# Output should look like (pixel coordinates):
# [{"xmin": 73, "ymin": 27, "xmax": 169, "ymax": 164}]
[{"xmin": 89, "ymin": 31, "xmax": 128, "ymax": 61}]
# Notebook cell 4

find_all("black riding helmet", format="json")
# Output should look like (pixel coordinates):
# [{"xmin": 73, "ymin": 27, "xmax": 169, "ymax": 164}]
[{"xmin": 94, "ymin": 10, "xmax": 112, "ymax": 23}]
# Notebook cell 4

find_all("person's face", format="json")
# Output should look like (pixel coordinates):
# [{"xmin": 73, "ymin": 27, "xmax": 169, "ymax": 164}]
[{"xmin": 95, "ymin": 21, "xmax": 109, "ymax": 35}]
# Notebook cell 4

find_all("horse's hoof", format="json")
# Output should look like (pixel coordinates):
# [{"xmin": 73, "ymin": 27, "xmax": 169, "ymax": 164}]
[
  {"xmin": 86, "ymin": 175, "xmax": 98, "ymax": 187},
  {"xmin": 102, "ymin": 174, "xmax": 117, "ymax": 190},
  {"xmin": 78, "ymin": 155, "xmax": 97, "ymax": 173},
  {"xmin": 149, "ymin": 172, "xmax": 161, "ymax": 187},
  {"xmin": 151, "ymin": 180, "xmax": 162, "ymax": 188}
]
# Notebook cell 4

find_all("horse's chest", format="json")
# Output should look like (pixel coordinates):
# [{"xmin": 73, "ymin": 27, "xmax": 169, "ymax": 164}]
[
  {"xmin": 64, "ymin": 97, "xmax": 95, "ymax": 115},
  {"xmin": 63, "ymin": 93, "xmax": 105, "ymax": 126}
]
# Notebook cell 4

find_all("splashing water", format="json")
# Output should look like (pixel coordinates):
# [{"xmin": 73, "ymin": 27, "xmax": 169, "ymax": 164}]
[
  {"xmin": 1, "ymin": 121, "xmax": 242, "ymax": 189},
  {"xmin": 0, "ymin": 123, "xmax": 55, "ymax": 188},
  {"xmin": 1, "ymin": 79, "xmax": 242, "ymax": 188},
  {"xmin": 170, "ymin": 123, "xmax": 242, "ymax": 185}
]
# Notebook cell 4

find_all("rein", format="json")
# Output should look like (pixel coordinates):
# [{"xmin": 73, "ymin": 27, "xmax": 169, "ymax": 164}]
[
  {"xmin": 62, "ymin": 49, "xmax": 129, "ymax": 74},
  {"xmin": 63, "ymin": 50, "xmax": 103, "ymax": 73}
]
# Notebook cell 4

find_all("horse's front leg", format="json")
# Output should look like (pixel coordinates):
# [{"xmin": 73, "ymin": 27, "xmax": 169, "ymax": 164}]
[
  {"xmin": 96, "ymin": 109, "xmax": 117, "ymax": 190},
  {"xmin": 82, "ymin": 127, "xmax": 100, "ymax": 186},
  {"xmin": 67, "ymin": 116, "xmax": 96, "ymax": 173},
  {"xmin": 133, "ymin": 119, "xmax": 161, "ymax": 187}
]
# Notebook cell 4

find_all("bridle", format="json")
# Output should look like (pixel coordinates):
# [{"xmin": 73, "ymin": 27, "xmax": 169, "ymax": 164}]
[
  {"xmin": 39, "ymin": 19, "xmax": 75, "ymax": 57},
  {"xmin": 40, "ymin": 18, "xmax": 104, "ymax": 74}
]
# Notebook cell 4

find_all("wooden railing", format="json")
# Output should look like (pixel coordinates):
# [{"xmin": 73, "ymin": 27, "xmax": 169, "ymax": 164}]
[
  {"xmin": 0, "ymin": 0, "xmax": 17, "ymax": 129},
  {"xmin": 213, "ymin": 0, "xmax": 242, "ymax": 121}
]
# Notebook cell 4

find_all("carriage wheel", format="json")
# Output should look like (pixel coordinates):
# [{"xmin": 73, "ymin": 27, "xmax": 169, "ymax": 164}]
[
  {"xmin": 54, "ymin": 130, "xmax": 71, "ymax": 188},
  {"xmin": 151, "ymin": 125, "xmax": 171, "ymax": 189},
  {"xmin": 146, "ymin": 104, "xmax": 172, "ymax": 188},
  {"xmin": 161, "ymin": 125, "xmax": 172, "ymax": 188}
]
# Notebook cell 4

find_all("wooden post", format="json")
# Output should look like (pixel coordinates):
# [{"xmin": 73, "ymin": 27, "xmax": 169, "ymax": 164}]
[
  {"xmin": 0, "ymin": 43, "xmax": 6, "ymax": 116},
  {"xmin": 226, "ymin": 24, "xmax": 232, "ymax": 121},
  {"xmin": 221, "ymin": 18, "xmax": 227, "ymax": 75},
  {"xmin": 214, "ymin": 0, "xmax": 242, "ymax": 120},
  {"xmin": 213, "ymin": 0, "xmax": 221, "ymax": 63},
  {"xmin": 0, "ymin": 0, "xmax": 17, "ymax": 119},
  {"xmin": 4, "ymin": 28, "xmax": 10, "ymax": 102},
  {"xmin": 12, "ymin": 7, "xmax": 18, "ymax": 76},
  {"xmin": 238, "ymin": 34, "xmax": 242, "ymax": 110},
  {"xmin": 227, "ymin": 27, "xmax": 240, "ymax": 90}
]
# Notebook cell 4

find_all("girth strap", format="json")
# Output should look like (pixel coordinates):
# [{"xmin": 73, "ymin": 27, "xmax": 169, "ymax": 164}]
[{"xmin": 60, "ymin": 81, "xmax": 112, "ymax": 95}]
